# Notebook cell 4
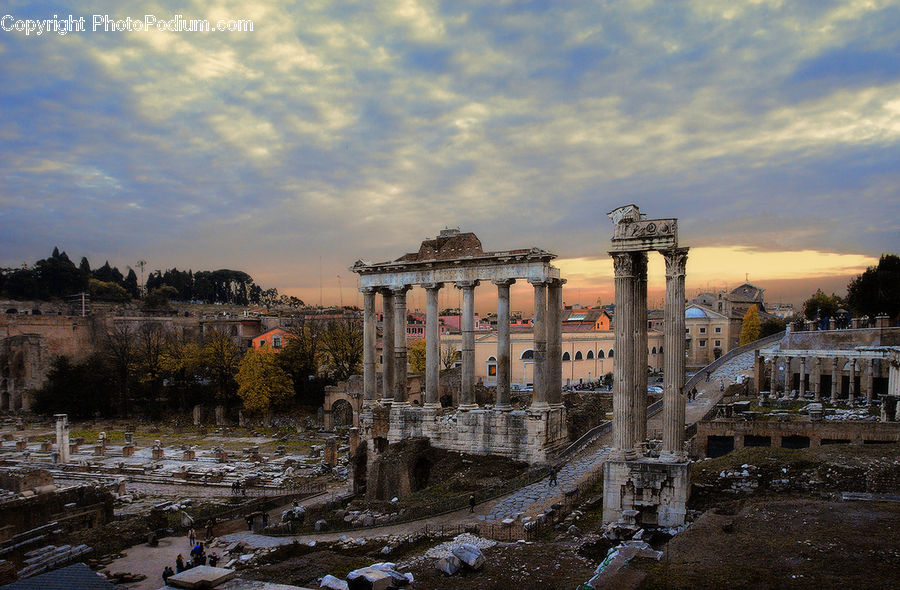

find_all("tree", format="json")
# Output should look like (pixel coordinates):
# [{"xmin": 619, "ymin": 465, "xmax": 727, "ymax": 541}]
[
  {"xmin": 320, "ymin": 318, "xmax": 363, "ymax": 381},
  {"xmin": 89, "ymin": 278, "xmax": 130, "ymax": 302},
  {"xmin": 32, "ymin": 354, "xmax": 116, "ymax": 418},
  {"xmin": 135, "ymin": 323, "xmax": 169, "ymax": 403},
  {"xmin": 160, "ymin": 333, "xmax": 208, "ymax": 411},
  {"xmin": 144, "ymin": 285, "xmax": 178, "ymax": 308},
  {"xmin": 801, "ymin": 289, "xmax": 843, "ymax": 320},
  {"xmin": 739, "ymin": 306, "xmax": 761, "ymax": 346},
  {"xmin": 103, "ymin": 322, "xmax": 137, "ymax": 416},
  {"xmin": 760, "ymin": 317, "xmax": 787, "ymax": 338},
  {"xmin": 278, "ymin": 318, "xmax": 325, "ymax": 404},
  {"xmin": 124, "ymin": 268, "xmax": 140, "ymax": 298},
  {"xmin": 440, "ymin": 344, "xmax": 460, "ymax": 370},
  {"xmin": 236, "ymin": 348, "xmax": 294, "ymax": 414},
  {"xmin": 197, "ymin": 329, "xmax": 241, "ymax": 402},
  {"xmin": 846, "ymin": 253, "xmax": 900, "ymax": 322},
  {"xmin": 408, "ymin": 339, "xmax": 427, "ymax": 373}
]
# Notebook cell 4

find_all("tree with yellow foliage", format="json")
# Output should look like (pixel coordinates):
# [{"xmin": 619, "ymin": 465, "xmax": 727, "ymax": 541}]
[
  {"xmin": 739, "ymin": 305, "xmax": 761, "ymax": 346},
  {"xmin": 236, "ymin": 347, "xmax": 294, "ymax": 414}
]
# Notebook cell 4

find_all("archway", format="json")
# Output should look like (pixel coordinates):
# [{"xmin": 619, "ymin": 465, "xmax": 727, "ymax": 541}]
[
  {"xmin": 411, "ymin": 457, "xmax": 432, "ymax": 492},
  {"xmin": 331, "ymin": 399, "xmax": 353, "ymax": 428}
]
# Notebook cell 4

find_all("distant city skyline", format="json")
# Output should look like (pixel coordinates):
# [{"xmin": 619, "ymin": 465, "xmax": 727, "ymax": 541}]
[{"xmin": 2, "ymin": 2, "xmax": 897, "ymax": 313}]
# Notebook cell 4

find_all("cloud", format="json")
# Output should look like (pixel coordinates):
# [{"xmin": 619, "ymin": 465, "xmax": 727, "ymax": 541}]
[{"xmin": 0, "ymin": 0, "xmax": 898, "ymax": 306}]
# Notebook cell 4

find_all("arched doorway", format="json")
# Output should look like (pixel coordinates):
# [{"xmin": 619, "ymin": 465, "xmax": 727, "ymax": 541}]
[{"xmin": 331, "ymin": 399, "xmax": 353, "ymax": 428}]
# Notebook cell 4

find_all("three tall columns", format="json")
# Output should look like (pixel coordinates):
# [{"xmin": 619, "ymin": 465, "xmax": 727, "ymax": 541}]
[
  {"xmin": 424, "ymin": 283, "xmax": 443, "ymax": 408},
  {"xmin": 494, "ymin": 279, "xmax": 515, "ymax": 410},
  {"xmin": 457, "ymin": 281, "xmax": 479, "ymax": 410},
  {"xmin": 611, "ymin": 247, "xmax": 687, "ymax": 461}
]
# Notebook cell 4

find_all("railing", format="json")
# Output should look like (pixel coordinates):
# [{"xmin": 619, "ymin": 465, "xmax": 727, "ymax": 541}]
[
  {"xmin": 684, "ymin": 331, "xmax": 786, "ymax": 394},
  {"xmin": 553, "ymin": 398, "xmax": 665, "ymax": 462}
]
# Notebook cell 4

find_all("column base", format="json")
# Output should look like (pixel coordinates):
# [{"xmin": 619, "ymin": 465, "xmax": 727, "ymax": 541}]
[
  {"xmin": 529, "ymin": 401, "xmax": 551, "ymax": 412},
  {"xmin": 494, "ymin": 403, "xmax": 513, "ymax": 411},
  {"xmin": 391, "ymin": 400, "xmax": 410, "ymax": 409},
  {"xmin": 423, "ymin": 402, "xmax": 442, "ymax": 411},
  {"xmin": 457, "ymin": 403, "xmax": 479, "ymax": 412},
  {"xmin": 380, "ymin": 398, "xmax": 394, "ymax": 408}
]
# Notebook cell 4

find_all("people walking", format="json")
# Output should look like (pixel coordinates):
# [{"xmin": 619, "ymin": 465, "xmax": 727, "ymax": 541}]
[
  {"xmin": 205, "ymin": 518, "xmax": 214, "ymax": 540},
  {"xmin": 175, "ymin": 554, "xmax": 185, "ymax": 573},
  {"xmin": 187, "ymin": 528, "xmax": 195, "ymax": 547},
  {"xmin": 162, "ymin": 565, "xmax": 174, "ymax": 583},
  {"xmin": 468, "ymin": 495, "xmax": 476, "ymax": 513},
  {"xmin": 548, "ymin": 466, "xmax": 558, "ymax": 487}
]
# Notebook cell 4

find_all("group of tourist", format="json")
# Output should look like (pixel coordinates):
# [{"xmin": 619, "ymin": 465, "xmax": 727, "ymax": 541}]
[{"xmin": 161, "ymin": 524, "xmax": 221, "ymax": 584}]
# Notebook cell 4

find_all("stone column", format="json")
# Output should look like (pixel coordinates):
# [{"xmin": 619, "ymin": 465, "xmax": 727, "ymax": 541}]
[
  {"xmin": 380, "ymin": 289, "xmax": 395, "ymax": 404},
  {"xmin": 611, "ymin": 253, "xmax": 635, "ymax": 457},
  {"xmin": 831, "ymin": 357, "xmax": 839, "ymax": 403},
  {"xmin": 547, "ymin": 278, "xmax": 565, "ymax": 406},
  {"xmin": 849, "ymin": 358, "xmax": 857, "ymax": 403},
  {"xmin": 784, "ymin": 356, "xmax": 793, "ymax": 392},
  {"xmin": 361, "ymin": 288, "xmax": 377, "ymax": 405},
  {"xmin": 392, "ymin": 285, "xmax": 411, "ymax": 405},
  {"xmin": 632, "ymin": 252, "xmax": 649, "ymax": 443},
  {"xmin": 55, "ymin": 414, "xmax": 70, "ymax": 464},
  {"xmin": 661, "ymin": 248, "xmax": 689, "ymax": 461},
  {"xmin": 530, "ymin": 279, "xmax": 549, "ymax": 410},
  {"xmin": 799, "ymin": 356, "xmax": 807, "ymax": 397},
  {"xmin": 812, "ymin": 357, "xmax": 821, "ymax": 402},
  {"xmin": 494, "ymin": 279, "xmax": 515, "ymax": 410},
  {"xmin": 457, "ymin": 280, "xmax": 479, "ymax": 410},
  {"xmin": 423, "ymin": 283, "xmax": 443, "ymax": 409},
  {"xmin": 888, "ymin": 352, "xmax": 900, "ymax": 397},
  {"xmin": 865, "ymin": 358, "xmax": 875, "ymax": 405}
]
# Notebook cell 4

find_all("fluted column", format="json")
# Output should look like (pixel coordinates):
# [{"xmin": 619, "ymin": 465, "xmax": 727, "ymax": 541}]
[
  {"xmin": 611, "ymin": 253, "xmax": 635, "ymax": 457},
  {"xmin": 361, "ymin": 287, "xmax": 377, "ymax": 404},
  {"xmin": 530, "ymin": 279, "xmax": 549, "ymax": 410},
  {"xmin": 392, "ymin": 285, "xmax": 410, "ymax": 405},
  {"xmin": 661, "ymin": 248, "xmax": 689, "ymax": 461},
  {"xmin": 799, "ymin": 356, "xmax": 807, "ymax": 397},
  {"xmin": 423, "ymin": 283, "xmax": 443, "ymax": 408},
  {"xmin": 457, "ymin": 280, "xmax": 479, "ymax": 410},
  {"xmin": 784, "ymin": 356, "xmax": 793, "ymax": 392},
  {"xmin": 831, "ymin": 357, "xmax": 839, "ymax": 403},
  {"xmin": 865, "ymin": 358, "xmax": 875, "ymax": 405},
  {"xmin": 380, "ymin": 289, "xmax": 395, "ymax": 404},
  {"xmin": 632, "ymin": 252, "xmax": 649, "ymax": 444},
  {"xmin": 848, "ymin": 358, "xmax": 857, "ymax": 403},
  {"xmin": 547, "ymin": 278, "xmax": 565, "ymax": 406},
  {"xmin": 494, "ymin": 279, "xmax": 515, "ymax": 410}
]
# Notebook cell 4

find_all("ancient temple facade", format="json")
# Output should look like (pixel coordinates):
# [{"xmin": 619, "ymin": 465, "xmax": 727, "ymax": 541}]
[
  {"xmin": 350, "ymin": 230, "xmax": 568, "ymax": 478},
  {"xmin": 602, "ymin": 205, "xmax": 691, "ymax": 528}
]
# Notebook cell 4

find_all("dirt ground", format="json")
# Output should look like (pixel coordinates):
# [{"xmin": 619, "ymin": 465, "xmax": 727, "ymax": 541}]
[{"xmin": 635, "ymin": 499, "xmax": 900, "ymax": 590}]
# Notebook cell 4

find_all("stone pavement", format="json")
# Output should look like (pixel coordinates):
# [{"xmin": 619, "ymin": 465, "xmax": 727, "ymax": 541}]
[{"xmin": 480, "ymin": 444, "xmax": 611, "ymax": 522}]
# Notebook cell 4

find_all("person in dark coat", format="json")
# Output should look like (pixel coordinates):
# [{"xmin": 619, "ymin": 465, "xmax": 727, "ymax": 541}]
[
  {"xmin": 162, "ymin": 565, "xmax": 174, "ymax": 583},
  {"xmin": 175, "ymin": 554, "xmax": 185, "ymax": 573}
]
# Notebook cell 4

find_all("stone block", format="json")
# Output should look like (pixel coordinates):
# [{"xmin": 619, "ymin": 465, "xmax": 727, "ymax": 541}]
[
  {"xmin": 451, "ymin": 543, "xmax": 485, "ymax": 570},
  {"xmin": 122, "ymin": 445, "xmax": 135, "ymax": 457},
  {"xmin": 346, "ymin": 567, "xmax": 391, "ymax": 590},
  {"xmin": 434, "ymin": 555, "xmax": 462, "ymax": 576}
]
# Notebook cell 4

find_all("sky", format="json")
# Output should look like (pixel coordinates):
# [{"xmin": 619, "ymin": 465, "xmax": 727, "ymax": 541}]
[{"xmin": 1, "ymin": 0, "xmax": 898, "ymax": 313}]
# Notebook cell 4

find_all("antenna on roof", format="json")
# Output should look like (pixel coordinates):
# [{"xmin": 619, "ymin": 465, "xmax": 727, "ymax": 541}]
[{"xmin": 746, "ymin": 273, "xmax": 749, "ymax": 282}]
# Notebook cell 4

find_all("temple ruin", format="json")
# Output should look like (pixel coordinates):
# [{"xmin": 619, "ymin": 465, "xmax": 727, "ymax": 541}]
[
  {"xmin": 350, "ymin": 229, "xmax": 568, "ymax": 497},
  {"xmin": 602, "ymin": 205, "xmax": 691, "ymax": 528}
]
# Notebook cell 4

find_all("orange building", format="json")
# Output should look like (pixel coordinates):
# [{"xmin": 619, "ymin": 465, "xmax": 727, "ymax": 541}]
[{"xmin": 251, "ymin": 327, "xmax": 291, "ymax": 351}]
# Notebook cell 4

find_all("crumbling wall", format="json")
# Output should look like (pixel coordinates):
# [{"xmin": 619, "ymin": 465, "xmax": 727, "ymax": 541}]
[{"xmin": 0, "ymin": 484, "xmax": 114, "ymax": 536}]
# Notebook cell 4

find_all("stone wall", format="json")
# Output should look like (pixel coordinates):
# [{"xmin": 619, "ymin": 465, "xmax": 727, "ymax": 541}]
[
  {"xmin": 696, "ymin": 419, "xmax": 900, "ymax": 457},
  {"xmin": 602, "ymin": 459, "xmax": 690, "ymax": 528},
  {"xmin": 382, "ymin": 405, "xmax": 567, "ymax": 464}
]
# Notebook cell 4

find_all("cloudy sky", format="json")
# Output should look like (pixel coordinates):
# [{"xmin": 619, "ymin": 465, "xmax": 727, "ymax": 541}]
[{"xmin": 1, "ymin": 0, "xmax": 898, "ymax": 312}]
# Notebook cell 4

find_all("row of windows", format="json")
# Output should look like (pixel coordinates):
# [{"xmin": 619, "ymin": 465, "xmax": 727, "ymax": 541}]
[
  {"xmin": 686, "ymin": 327, "xmax": 723, "ymax": 334},
  {"xmin": 694, "ymin": 339, "xmax": 722, "ymax": 348}
]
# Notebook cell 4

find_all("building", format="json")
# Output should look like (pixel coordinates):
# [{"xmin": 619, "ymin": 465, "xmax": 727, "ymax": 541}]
[{"xmin": 251, "ymin": 327, "xmax": 290, "ymax": 351}]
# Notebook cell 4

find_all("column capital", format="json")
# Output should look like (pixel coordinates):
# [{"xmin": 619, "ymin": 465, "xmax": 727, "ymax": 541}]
[
  {"xmin": 492, "ymin": 278, "xmax": 516, "ymax": 287},
  {"xmin": 610, "ymin": 252, "xmax": 634, "ymax": 278},
  {"xmin": 548, "ymin": 278, "xmax": 567, "ymax": 287},
  {"xmin": 454, "ymin": 280, "xmax": 480, "ymax": 289},
  {"xmin": 662, "ymin": 247, "xmax": 689, "ymax": 278},
  {"xmin": 378, "ymin": 287, "xmax": 394, "ymax": 297},
  {"xmin": 421, "ymin": 282, "xmax": 444, "ymax": 291},
  {"xmin": 527, "ymin": 277, "xmax": 550, "ymax": 286},
  {"xmin": 390, "ymin": 284, "xmax": 412, "ymax": 295},
  {"xmin": 359, "ymin": 286, "xmax": 378, "ymax": 295}
]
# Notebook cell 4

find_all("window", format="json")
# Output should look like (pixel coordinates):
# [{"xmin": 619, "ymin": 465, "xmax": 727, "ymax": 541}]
[
  {"xmin": 259, "ymin": 339, "xmax": 267, "ymax": 347},
  {"xmin": 699, "ymin": 339, "xmax": 707, "ymax": 347},
  {"xmin": 651, "ymin": 347, "xmax": 657, "ymax": 354},
  {"xmin": 715, "ymin": 327, "xmax": 722, "ymax": 333},
  {"xmin": 521, "ymin": 349, "xmax": 534, "ymax": 360},
  {"xmin": 273, "ymin": 335, "xmax": 282, "ymax": 348},
  {"xmin": 685, "ymin": 328, "xmax": 690, "ymax": 334},
  {"xmin": 587, "ymin": 350, "xmax": 594, "ymax": 360},
  {"xmin": 562, "ymin": 351, "xmax": 571, "ymax": 361},
  {"xmin": 598, "ymin": 350, "xmax": 605, "ymax": 359},
  {"xmin": 714, "ymin": 340, "xmax": 721, "ymax": 347},
  {"xmin": 608, "ymin": 349, "xmax": 614, "ymax": 358},
  {"xmin": 699, "ymin": 327, "xmax": 706, "ymax": 334},
  {"xmin": 658, "ymin": 346, "xmax": 663, "ymax": 354},
  {"xmin": 575, "ymin": 351, "xmax": 583, "ymax": 360}
]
